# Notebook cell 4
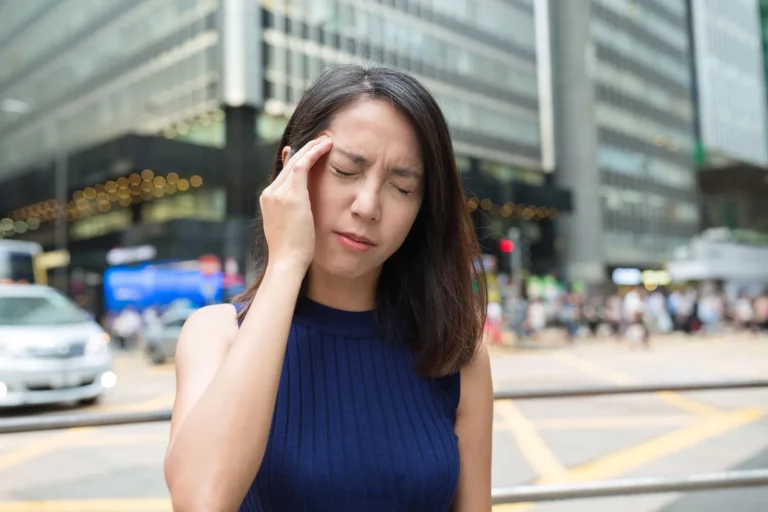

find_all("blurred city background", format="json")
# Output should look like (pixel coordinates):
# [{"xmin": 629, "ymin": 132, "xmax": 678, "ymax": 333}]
[{"xmin": 0, "ymin": 0, "xmax": 767, "ymax": 510}]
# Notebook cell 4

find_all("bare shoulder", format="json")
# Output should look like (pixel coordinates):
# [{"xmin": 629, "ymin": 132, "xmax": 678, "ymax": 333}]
[
  {"xmin": 458, "ymin": 345, "xmax": 492, "ymax": 415},
  {"xmin": 168, "ymin": 304, "xmax": 240, "ymax": 450},
  {"xmin": 453, "ymin": 344, "xmax": 493, "ymax": 510},
  {"xmin": 177, "ymin": 304, "xmax": 240, "ymax": 357},
  {"xmin": 183, "ymin": 303, "xmax": 239, "ymax": 330}
]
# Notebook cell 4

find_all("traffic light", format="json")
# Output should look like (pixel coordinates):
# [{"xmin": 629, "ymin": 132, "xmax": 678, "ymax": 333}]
[{"xmin": 499, "ymin": 239, "xmax": 515, "ymax": 253}]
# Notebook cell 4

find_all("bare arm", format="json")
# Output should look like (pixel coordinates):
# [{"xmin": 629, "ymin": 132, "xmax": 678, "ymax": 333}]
[
  {"xmin": 452, "ymin": 345, "xmax": 493, "ymax": 511},
  {"xmin": 164, "ymin": 263, "xmax": 305, "ymax": 512},
  {"xmin": 164, "ymin": 136, "xmax": 333, "ymax": 512}
]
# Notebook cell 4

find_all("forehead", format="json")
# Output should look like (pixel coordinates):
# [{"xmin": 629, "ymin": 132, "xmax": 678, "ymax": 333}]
[{"xmin": 326, "ymin": 98, "xmax": 423, "ymax": 170}]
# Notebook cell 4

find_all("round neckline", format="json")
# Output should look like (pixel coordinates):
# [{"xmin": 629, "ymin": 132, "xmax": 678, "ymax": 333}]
[{"xmin": 293, "ymin": 297, "xmax": 381, "ymax": 339}]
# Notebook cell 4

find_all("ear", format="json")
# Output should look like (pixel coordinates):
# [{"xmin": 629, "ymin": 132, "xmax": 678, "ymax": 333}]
[{"xmin": 281, "ymin": 146, "xmax": 292, "ymax": 165}]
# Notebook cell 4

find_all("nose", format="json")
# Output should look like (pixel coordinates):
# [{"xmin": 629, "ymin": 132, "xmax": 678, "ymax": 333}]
[{"xmin": 350, "ymin": 178, "xmax": 381, "ymax": 222}]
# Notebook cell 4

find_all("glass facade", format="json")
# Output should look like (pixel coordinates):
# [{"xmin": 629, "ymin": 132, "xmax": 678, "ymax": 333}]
[
  {"xmin": 691, "ymin": 0, "xmax": 768, "ymax": 166},
  {"xmin": 258, "ymin": 0, "xmax": 543, "ymax": 168},
  {"xmin": 1, "ymin": 0, "xmax": 550, "ymax": 182},
  {"xmin": 590, "ymin": 0, "xmax": 698, "ymax": 265},
  {"xmin": 0, "ymin": 0, "xmax": 565, "ymax": 276},
  {"xmin": 0, "ymin": 0, "xmax": 223, "ymax": 180}
]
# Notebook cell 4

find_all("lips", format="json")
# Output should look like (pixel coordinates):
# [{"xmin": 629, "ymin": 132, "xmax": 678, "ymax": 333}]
[
  {"xmin": 336, "ymin": 232, "xmax": 375, "ymax": 246},
  {"xmin": 335, "ymin": 232, "xmax": 376, "ymax": 253}
]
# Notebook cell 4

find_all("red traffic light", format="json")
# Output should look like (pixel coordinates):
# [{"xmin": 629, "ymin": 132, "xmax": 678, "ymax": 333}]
[{"xmin": 499, "ymin": 239, "xmax": 515, "ymax": 253}]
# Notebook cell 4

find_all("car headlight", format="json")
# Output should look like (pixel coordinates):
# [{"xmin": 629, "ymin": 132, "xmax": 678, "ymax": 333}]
[{"xmin": 86, "ymin": 332, "xmax": 111, "ymax": 355}]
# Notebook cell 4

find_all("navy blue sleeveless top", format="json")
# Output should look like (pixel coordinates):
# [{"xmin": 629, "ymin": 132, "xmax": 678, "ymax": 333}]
[{"xmin": 236, "ymin": 298, "xmax": 461, "ymax": 511}]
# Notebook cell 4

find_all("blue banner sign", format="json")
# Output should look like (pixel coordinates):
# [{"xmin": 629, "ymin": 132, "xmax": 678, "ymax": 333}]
[{"xmin": 104, "ymin": 264, "xmax": 223, "ymax": 312}]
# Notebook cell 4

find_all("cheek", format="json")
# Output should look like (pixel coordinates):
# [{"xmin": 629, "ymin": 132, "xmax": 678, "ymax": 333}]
[
  {"xmin": 308, "ymin": 169, "xmax": 340, "ymax": 227},
  {"xmin": 382, "ymin": 203, "xmax": 420, "ymax": 249}
]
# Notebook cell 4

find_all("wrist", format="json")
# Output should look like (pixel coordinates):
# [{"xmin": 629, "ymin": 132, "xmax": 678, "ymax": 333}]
[{"xmin": 265, "ymin": 259, "xmax": 309, "ymax": 282}]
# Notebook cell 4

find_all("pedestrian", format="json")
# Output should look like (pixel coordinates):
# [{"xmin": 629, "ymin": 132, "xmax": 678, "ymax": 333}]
[
  {"xmin": 113, "ymin": 306, "xmax": 142, "ymax": 350},
  {"xmin": 755, "ymin": 291, "xmax": 768, "ymax": 332},
  {"xmin": 733, "ymin": 292, "xmax": 754, "ymax": 334},
  {"xmin": 525, "ymin": 297, "xmax": 547, "ymax": 341},
  {"xmin": 559, "ymin": 292, "xmax": 581, "ymax": 343},
  {"xmin": 582, "ymin": 296, "xmax": 603, "ymax": 338},
  {"xmin": 486, "ymin": 300, "xmax": 504, "ymax": 345},
  {"xmin": 623, "ymin": 286, "xmax": 649, "ymax": 348},
  {"xmin": 604, "ymin": 293, "xmax": 623, "ymax": 338},
  {"xmin": 164, "ymin": 66, "xmax": 493, "ymax": 512}
]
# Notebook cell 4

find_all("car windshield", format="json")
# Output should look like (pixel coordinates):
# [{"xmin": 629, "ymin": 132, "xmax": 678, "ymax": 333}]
[
  {"xmin": 0, "ymin": 292, "xmax": 91, "ymax": 326},
  {"xmin": 0, "ymin": 252, "xmax": 35, "ymax": 283}
]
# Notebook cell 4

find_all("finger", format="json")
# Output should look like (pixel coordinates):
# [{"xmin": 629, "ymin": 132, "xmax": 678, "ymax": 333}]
[
  {"xmin": 284, "ymin": 136, "xmax": 326, "ymax": 171},
  {"xmin": 285, "ymin": 136, "xmax": 333, "ymax": 191},
  {"xmin": 270, "ymin": 137, "xmax": 326, "ymax": 190},
  {"xmin": 277, "ymin": 137, "xmax": 329, "ymax": 193},
  {"xmin": 267, "ymin": 147, "xmax": 294, "ymax": 190}
]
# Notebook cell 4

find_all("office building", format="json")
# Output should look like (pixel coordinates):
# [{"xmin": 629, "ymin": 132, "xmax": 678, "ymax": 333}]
[
  {"xmin": 693, "ymin": 0, "xmax": 768, "ymax": 234},
  {"xmin": 0, "ymin": 0, "xmax": 235, "ymax": 285},
  {"xmin": 0, "ymin": 0, "xmax": 571, "ymax": 299},
  {"xmin": 551, "ymin": 0, "xmax": 698, "ymax": 285},
  {"xmin": 255, "ymin": 0, "xmax": 571, "ymax": 276}
]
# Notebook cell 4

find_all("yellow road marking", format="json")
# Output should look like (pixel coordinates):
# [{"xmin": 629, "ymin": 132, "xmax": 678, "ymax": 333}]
[
  {"xmin": 149, "ymin": 364, "xmax": 175, "ymax": 375},
  {"xmin": 493, "ymin": 406, "xmax": 766, "ymax": 511},
  {"xmin": 493, "ymin": 504, "xmax": 533, "ymax": 512},
  {"xmin": 0, "ymin": 428, "xmax": 92, "ymax": 472},
  {"xmin": 0, "ymin": 498, "xmax": 171, "ymax": 511},
  {"xmin": 549, "ymin": 406, "xmax": 766, "ymax": 484},
  {"xmin": 0, "ymin": 390, "xmax": 175, "ymax": 473},
  {"xmin": 553, "ymin": 353, "xmax": 633, "ymax": 385},
  {"xmin": 554, "ymin": 352, "xmax": 723, "ymax": 417},
  {"xmin": 532, "ymin": 414, "xmax": 695, "ymax": 430},
  {"xmin": 91, "ymin": 391, "xmax": 176, "ymax": 414},
  {"xmin": 119, "ymin": 391, "xmax": 176, "ymax": 413},
  {"xmin": 59, "ymin": 433, "xmax": 168, "ymax": 448},
  {"xmin": 495, "ymin": 401, "xmax": 567, "ymax": 481},
  {"xmin": 655, "ymin": 391, "xmax": 721, "ymax": 417}
]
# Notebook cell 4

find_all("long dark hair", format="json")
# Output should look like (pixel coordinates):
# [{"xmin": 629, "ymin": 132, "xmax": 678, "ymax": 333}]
[{"xmin": 235, "ymin": 65, "xmax": 487, "ymax": 377}]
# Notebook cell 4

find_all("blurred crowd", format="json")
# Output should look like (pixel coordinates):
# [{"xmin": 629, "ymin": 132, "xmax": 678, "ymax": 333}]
[
  {"xmin": 102, "ymin": 300, "xmax": 195, "ymax": 350},
  {"xmin": 488, "ymin": 285, "xmax": 768, "ymax": 346}
]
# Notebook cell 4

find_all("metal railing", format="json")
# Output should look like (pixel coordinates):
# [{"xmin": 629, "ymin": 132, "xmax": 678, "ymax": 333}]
[
  {"xmin": 493, "ymin": 378, "xmax": 768, "ymax": 400},
  {"xmin": 492, "ymin": 469, "xmax": 768, "ymax": 503},
  {"xmin": 0, "ymin": 409, "xmax": 171, "ymax": 435},
  {"xmin": 2, "ymin": 378, "xmax": 767, "ymax": 503}
]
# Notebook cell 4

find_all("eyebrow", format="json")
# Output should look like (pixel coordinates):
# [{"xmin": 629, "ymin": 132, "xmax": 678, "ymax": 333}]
[
  {"xmin": 335, "ymin": 146, "xmax": 421, "ymax": 179},
  {"xmin": 335, "ymin": 147, "xmax": 370, "ymax": 165},
  {"xmin": 391, "ymin": 167, "xmax": 421, "ymax": 180}
]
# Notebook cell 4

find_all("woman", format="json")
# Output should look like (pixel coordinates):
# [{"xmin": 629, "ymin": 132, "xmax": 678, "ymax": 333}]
[{"xmin": 164, "ymin": 66, "xmax": 493, "ymax": 511}]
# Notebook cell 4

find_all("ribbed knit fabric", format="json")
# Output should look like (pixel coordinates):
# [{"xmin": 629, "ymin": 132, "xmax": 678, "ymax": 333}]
[{"xmin": 236, "ymin": 298, "xmax": 461, "ymax": 512}]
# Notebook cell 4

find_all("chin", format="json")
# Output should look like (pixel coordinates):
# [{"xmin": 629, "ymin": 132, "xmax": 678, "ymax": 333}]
[{"xmin": 314, "ymin": 253, "xmax": 380, "ymax": 281}]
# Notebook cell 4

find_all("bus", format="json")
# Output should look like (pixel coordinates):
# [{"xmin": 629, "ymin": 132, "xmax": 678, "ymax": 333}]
[{"xmin": 0, "ymin": 240, "xmax": 44, "ymax": 284}]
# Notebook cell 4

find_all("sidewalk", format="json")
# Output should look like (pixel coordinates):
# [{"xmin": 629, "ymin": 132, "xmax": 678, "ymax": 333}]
[{"xmin": 488, "ymin": 328, "xmax": 768, "ymax": 358}]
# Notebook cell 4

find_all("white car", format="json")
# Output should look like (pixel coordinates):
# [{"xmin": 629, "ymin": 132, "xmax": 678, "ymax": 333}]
[
  {"xmin": 143, "ymin": 308, "xmax": 193, "ymax": 365},
  {"xmin": 0, "ymin": 284, "xmax": 115, "ymax": 407}
]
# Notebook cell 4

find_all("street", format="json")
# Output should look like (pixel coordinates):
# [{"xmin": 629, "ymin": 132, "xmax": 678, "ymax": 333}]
[{"xmin": 0, "ymin": 335, "xmax": 766, "ymax": 511}]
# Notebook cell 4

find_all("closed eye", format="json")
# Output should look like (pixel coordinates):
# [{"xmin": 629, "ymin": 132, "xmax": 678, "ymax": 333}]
[
  {"xmin": 391, "ymin": 183, "xmax": 412, "ymax": 195},
  {"xmin": 331, "ymin": 166, "xmax": 355, "ymax": 177}
]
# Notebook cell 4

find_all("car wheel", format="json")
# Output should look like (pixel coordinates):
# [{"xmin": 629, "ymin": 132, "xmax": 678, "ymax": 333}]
[
  {"xmin": 150, "ymin": 349, "xmax": 166, "ymax": 365},
  {"xmin": 144, "ymin": 344, "xmax": 165, "ymax": 365},
  {"xmin": 79, "ymin": 395, "xmax": 101, "ymax": 406}
]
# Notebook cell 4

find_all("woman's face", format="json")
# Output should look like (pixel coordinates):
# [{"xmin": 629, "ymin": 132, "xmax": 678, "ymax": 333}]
[{"xmin": 303, "ymin": 98, "xmax": 424, "ymax": 282}]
